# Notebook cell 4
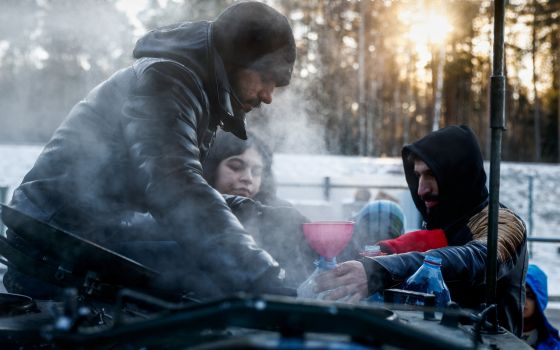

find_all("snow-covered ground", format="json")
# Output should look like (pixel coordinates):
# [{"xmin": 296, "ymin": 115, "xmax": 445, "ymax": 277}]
[{"xmin": 1, "ymin": 144, "xmax": 559, "ymax": 297}]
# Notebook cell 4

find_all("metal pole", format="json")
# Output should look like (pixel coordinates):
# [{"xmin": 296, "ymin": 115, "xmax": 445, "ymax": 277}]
[
  {"xmin": 323, "ymin": 177, "xmax": 331, "ymax": 202},
  {"xmin": 0, "ymin": 186, "xmax": 7, "ymax": 235},
  {"xmin": 486, "ymin": 0, "xmax": 506, "ymax": 331}
]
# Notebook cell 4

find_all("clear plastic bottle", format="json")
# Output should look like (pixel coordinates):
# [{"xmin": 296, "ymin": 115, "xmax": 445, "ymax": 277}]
[
  {"xmin": 297, "ymin": 257, "xmax": 337, "ymax": 300},
  {"xmin": 360, "ymin": 245, "xmax": 386, "ymax": 303},
  {"xmin": 402, "ymin": 255, "xmax": 451, "ymax": 308}
]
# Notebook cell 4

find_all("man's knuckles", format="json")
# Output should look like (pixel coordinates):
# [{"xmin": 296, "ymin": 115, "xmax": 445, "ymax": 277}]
[{"xmin": 324, "ymin": 286, "xmax": 348, "ymax": 300}]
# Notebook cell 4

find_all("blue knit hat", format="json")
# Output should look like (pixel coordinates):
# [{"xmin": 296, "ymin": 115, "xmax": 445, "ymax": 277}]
[{"xmin": 353, "ymin": 200, "xmax": 406, "ymax": 243}]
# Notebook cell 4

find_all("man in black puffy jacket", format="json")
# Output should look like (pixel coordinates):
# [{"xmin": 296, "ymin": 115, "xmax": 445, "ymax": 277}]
[
  {"xmin": 2, "ymin": 2, "xmax": 296, "ymax": 299},
  {"xmin": 315, "ymin": 125, "xmax": 527, "ymax": 336}
]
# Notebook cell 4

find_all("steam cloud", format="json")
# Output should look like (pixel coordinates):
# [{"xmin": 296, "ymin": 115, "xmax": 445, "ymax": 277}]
[{"xmin": 248, "ymin": 86, "xmax": 327, "ymax": 155}]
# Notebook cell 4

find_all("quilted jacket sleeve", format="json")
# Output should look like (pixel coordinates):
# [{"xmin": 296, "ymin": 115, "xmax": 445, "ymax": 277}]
[
  {"xmin": 362, "ymin": 207, "xmax": 526, "ymax": 292},
  {"xmin": 121, "ymin": 61, "xmax": 287, "ymax": 296}
]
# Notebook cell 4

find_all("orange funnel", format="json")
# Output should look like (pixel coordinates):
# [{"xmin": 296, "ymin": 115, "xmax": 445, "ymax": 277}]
[{"xmin": 302, "ymin": 221, "xmax": 354, "ymax": 259}]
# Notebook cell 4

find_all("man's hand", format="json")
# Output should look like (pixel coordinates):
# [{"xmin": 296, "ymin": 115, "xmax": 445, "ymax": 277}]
[{"xmin": 314, "ymin": 260, "xmax": 369, "ymax": 303}]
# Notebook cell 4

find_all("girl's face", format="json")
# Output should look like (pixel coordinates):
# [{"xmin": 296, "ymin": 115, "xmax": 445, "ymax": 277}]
[
  {"xmin": 214, "ymin": 147, "xmax": 264, "ymax": 198},
  {"xmin": 524, "ymin": 286, "xmax": 537, "ymax": 320}
]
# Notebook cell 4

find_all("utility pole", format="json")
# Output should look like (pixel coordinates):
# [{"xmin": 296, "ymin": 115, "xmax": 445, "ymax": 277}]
[{"xmin": 487, "ymin": 0, "xmax": 506, "ymax": 332}]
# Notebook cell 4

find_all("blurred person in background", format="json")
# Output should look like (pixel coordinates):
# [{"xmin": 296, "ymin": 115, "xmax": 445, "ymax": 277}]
[
  {"xmin": 338, "ymin": 199, "xmax": 406, "ymax": 261},
  {"xmin": 347, "ymin": 188, "xmax": 372, "ymax": 217},
  {"xmin": 522, "ymin": 264, "xmax": 560, "ymax": 349},
  {"xmin": 354, "ymin": 188, "xmax": 372, "ymax": 203},
  {"xmin": 1, "ymin": 1, "xmax": 297, "ymax": 300},
  {"xmin": 314, "ymin": 125, "xmax": 528, "ymax": 336},
  {"xmin": 203, "ymin": 130, "xmax": 314, "ymax": 287}
]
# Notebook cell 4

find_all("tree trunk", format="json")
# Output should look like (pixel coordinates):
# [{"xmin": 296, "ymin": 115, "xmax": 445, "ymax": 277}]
[
  {"xmin": 368, "ymin": 80, "xmax": 378, "ymax": 156},
  {"xmin": 532, "ymin": 0, "xmax": 542, "ymax": 162},
  {"xmin": 392, "ymin": 80, "xmax": 401, "ymax": 155},
  {"xmin": 432, "ymin": 44, "xmax": 445, "ymax": 131},
  {"xmin": 403, "ymin": 44, "xmax": 415, "ymax": 146},
  {"xmin": 557, "ymin": 27, "xmax": 560, "ymax": 162},
  {"xmin": 357, "ymin": 0, "xmax": 367, "ymax": 155}
]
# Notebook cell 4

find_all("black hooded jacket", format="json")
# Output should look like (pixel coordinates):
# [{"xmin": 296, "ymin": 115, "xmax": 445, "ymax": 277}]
[
  {"xmin": 403, "ymin": 125, "xmax": 489, "ymax": 237},
  {"xmin": 362, "ymin": 125, "xmax": 527, "ymax": 336},
  {"xmin": 4, "ymin": 21, "xmax": 288, "ymax": 299}
]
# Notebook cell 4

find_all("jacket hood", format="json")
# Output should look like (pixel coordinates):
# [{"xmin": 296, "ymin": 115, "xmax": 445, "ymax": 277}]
[
  {"xmin": 526, "ymin": 264, "xmax": 560, "ymax": 337},
  {"xmin": 213, "ymin": 1, "xmax": 296, "ymax": 87},
  {"xmin": 402, "ymin": 125, "xmax": 488, "ymax": 230},
  {"xmin": 132, "ymin": 21, "xmax": 247, "ymax": 140}
]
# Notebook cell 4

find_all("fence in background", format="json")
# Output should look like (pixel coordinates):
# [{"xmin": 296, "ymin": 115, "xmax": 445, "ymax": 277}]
[
  {"xmin": 277, "ymin": 176, "xmax": 422, "ymax": 228},
  {"xmin": 277, "ymin": 175, "xmax": 558, "ymax": 246},
  {"xmin": 524, "ymin": 175, "xmax": 560, "ymax": 256},
  {"xmin": 0, "ymin": 186, "xmax": 7, "ymax": 234},
  {"xmin": 278, "ymin": 176, "xmax": 408, "ymax": 202}
]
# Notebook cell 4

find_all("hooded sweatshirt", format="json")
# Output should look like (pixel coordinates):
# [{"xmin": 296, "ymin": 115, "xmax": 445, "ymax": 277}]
[
  {"xmin": 4, "ymin": 21, "xmax": 289, "ymax": 299},
  {"xmin": 361, "ymin": 125, "xmax": 527, "ymax": 336},
  {"xmin": 402, "ymin": 125, "xmax": 488, "ymax": 236}
]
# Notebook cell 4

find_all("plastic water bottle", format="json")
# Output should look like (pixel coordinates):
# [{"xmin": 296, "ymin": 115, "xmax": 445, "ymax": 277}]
[
  {"xmin": 297, "ymin": 257, "xmax": 337, "ymax": 300},
  {"xmin": 359, "ymin": 245, "xmax": 387, "ymax": 303},
  {"xmin": 402, "ymin": 255, "xmax": 451, "ymax": 308}
]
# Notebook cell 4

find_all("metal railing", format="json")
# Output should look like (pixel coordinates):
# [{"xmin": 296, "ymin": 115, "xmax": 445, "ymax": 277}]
[
  {"xmin": 527, "ymin": 237, "xmax": 560, "ymax": 243},
  {"xmin": 278, "ymin": 176, "xmax": 408, "ymax": 201},
  {"xmin": 0, "ymin": 186, "xmax": 7, "ymax": 234},
  {"xmin": 524, "ymin": 175, "xmax": 560, "ymax": 257}
]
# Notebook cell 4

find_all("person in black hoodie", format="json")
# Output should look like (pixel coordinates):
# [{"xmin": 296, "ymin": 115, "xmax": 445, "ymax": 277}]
[
  {"xmin": 1, "ymin": 2, "xmax": 296, "ymax": 300},
  {"xmin": 315, "ymin": 125, "xmax": 528, "ymax": 336}
]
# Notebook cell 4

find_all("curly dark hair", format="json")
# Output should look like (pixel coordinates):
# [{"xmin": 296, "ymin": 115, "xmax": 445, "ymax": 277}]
[{"xmin": 202, "ymin": 130, "xmax": 278, "ymax": 204}]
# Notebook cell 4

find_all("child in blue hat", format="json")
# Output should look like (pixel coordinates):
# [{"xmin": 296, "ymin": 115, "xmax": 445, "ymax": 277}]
[
  {"xmin": 339, "ymin": 199, "xmax": 406, "ymax": 261},
  {"xmin": 523, "ymin": 264, "xmax": 560, "ymax": 349}
]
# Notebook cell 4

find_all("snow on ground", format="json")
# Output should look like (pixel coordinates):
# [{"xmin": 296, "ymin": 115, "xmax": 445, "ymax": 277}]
[{"xmin": 1, "ymin": 145, "xmax": 560, "ymax": 297}]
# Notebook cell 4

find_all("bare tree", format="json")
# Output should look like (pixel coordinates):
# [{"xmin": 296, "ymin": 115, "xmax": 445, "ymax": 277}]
[{"xmin": 531, "ymin": 0, "xmax": 542, "ymax": 162}]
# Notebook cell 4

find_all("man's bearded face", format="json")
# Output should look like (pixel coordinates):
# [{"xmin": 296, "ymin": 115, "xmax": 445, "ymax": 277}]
[
  {"xmin": 230, "ymin": 69, "xmax": 276, "ymax": 113},
  {"xmin": 414, "ymin": 159, "xmax": 440, "ymax": 212}
]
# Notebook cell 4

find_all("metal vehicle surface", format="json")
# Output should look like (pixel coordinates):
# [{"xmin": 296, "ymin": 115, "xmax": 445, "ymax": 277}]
[
  {"xmin": 0, "ymin": 205, "xmax": 530, "ymax": 350},
  {"xmin": 0, "ymin": 289, "xmax": 531, "ymax": 350}
]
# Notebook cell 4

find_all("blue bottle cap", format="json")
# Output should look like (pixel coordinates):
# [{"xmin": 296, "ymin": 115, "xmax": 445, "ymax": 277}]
[{"xmin": 316, "ymin": 256, "xmax": 337, "ymax": 270}]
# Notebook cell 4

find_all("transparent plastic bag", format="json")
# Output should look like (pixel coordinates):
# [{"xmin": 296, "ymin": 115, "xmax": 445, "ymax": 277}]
[{"xmin": 297, "ymin": 257, "xmax": 336, "ymax": 300}]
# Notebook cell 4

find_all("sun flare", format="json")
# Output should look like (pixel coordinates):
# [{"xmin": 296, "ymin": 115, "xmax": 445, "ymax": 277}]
[
  {"xmin": 398, "ymin": 8, "xmax": 453, "ymax": 80},
  {"xmin": 401, "ymin": 9, "xmax": 452, "ymax": 46}
]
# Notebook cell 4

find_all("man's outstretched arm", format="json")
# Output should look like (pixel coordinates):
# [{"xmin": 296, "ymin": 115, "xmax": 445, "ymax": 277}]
[{"xmin": 122, "ymin": 61, "xmax": 286, "ymax": 295}]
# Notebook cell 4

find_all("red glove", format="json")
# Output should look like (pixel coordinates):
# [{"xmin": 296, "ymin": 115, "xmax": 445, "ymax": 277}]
[{"xmin": 377, "ymin": 229, "xmax": 448, "ymax": 254}]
